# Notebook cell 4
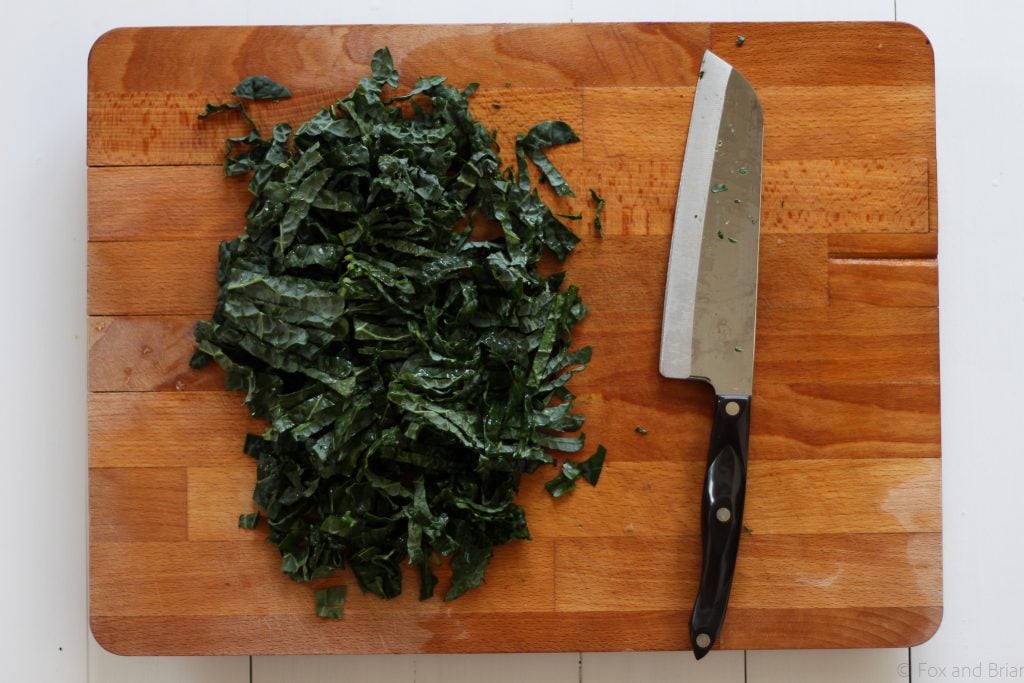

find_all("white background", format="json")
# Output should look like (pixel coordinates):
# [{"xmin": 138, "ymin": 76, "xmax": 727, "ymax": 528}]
[{"xmin": 1, "ymin": 0, "xmax": 1020, "ymax": 681}]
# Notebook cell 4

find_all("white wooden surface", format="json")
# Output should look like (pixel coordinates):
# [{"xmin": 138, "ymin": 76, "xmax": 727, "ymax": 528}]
[
  {"xmin": 88, "ymin": 635, "xmax": 249, "ymax": 683},
  {"xmin": 3, "ymin": 0, "xmax": 1022, "ymax": 681},
  {"xmin": 901, "ymin": 0, "xmax": 1024, "ymax": 678},
  {"xmin": 746, "ymin": 649, "xmax": 909, "ymax": 683},
  {"xmin": 582, "ymin": 651, "xmax": 745, "ymax": 682}
]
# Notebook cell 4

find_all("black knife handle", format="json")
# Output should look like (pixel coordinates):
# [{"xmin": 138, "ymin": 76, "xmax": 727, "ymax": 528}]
[{"xmin": 690, "ymin": 394, "xmax": 751, "ymax": 660}]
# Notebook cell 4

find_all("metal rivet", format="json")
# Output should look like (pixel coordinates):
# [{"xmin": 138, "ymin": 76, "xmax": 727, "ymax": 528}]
[
  {"xmin": 695, "ymin": 633, "xmax": 712, "ymax": 649},
  {"xmin": 725, "ymin": 401, "xmax": 741, "ymax": 416},
  {"xmin": 716, "ymin": 507, "xmax": 732, "ymax": 523}
]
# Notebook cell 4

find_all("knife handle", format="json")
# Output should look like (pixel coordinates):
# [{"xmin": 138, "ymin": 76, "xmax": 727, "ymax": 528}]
[{"xmin": 690, "ymin": 394, "xmax": 751, "ymax": 660}]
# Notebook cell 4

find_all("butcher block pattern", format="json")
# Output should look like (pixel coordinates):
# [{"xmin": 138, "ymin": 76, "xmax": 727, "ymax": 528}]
[{"xmin": 87, "ymin": 22, "xmax": 941, "ymax": 655}]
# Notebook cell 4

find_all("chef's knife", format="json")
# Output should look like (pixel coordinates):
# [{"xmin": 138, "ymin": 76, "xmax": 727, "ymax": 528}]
[{"xmin": 660, "ymin": 50, "xmax": 763, "ymax": 660}]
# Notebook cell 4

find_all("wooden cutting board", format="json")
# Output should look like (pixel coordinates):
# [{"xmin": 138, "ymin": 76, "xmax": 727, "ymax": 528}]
[{"xmin": 87, "ymin": 22, "xmax": 941, "ymax": 656}]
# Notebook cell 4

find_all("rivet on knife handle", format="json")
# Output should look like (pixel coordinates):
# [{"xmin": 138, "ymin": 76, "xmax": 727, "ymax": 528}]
[{"xmin": 657, "ymin": 50, "xmax": 763, "ymax": 660}]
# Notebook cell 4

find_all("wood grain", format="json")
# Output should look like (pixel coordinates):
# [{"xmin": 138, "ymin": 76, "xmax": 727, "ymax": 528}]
[
  {"xmin": 570, "ymin": 307, "xmax": 939, "ymax": 388},
  {"xmin": 755, "ymin": 307, "xmax": 939, "ymax": 383},
  {"xmin": 741, "ymin": 459, "xmax": 940, "ymax": 534},
  {"xmin": 90, "ymin": 606, "xmax": 942, "ymax": 655},
  {"xmin": 582, "ymin": 85, "xmax": 934, "ymax": 162},
  {"xmin": 555, "ymin": 533, "xmax": 940, "ymax": 611},
  {"xmin": 829, "ymin": 232, "xmax": 937, "ymax": 259},
  {"xmin": 86, "ymin": 235, "xmax": 830, "ymax": 316},
  {"xmin": 89, "ymin": 382, "xmax": 939, "ymax": 463},
  {"xmin": 707, "ymin": 22, "xmax": 934, "ymax": 87},
  {"xmin": 88, "ymin": 166, "xmax": 252, "ymax": 242},
  {"xmin": 91, "ymin": 540, "xmax": 557, "ymax": 617},
  {"xmin": 89, "ymin": 392, "xmax": 260, "ymax": 468},
  {"xmin": 87, "ymin": 22, "xmax": 940, "ymax": 656},
  {"xmin": 88, "ymin": 241, "xmax": 217, "ymax": 316},
  {"xmin": 523, "ymin": 458, "xmax": 942, "ymax": 536},
  {"xmin": 829, "ymin": 258, "xmax": 939, "ymax": 307},
  {"xmin": 88, "ymin": 88, "xmax": 936, "ymax": 167},
  {"xmin": 172, "ymin": 458, "xmax": 939, "ymax": 542},
  {"xmin": 89, "ymin": 468, "xmax": 187, "ymax": 542},
  {"xmin": 89, "ymin": 531, "xmax": 938, "ymax": 648},
  {"xmin": 761, "ymin": 159, "xmax": 929, "ymax": 234},
  {"xmin": 750, "ymin": 383, "xmax": 940, "ymax": 459},
  {"xmin": 88, "ymin": 316, "xmax": 224, "ymax": 392},
  {"xmin": 88, "ymin": 310, "xmax": 941, "ymax": 391},
  {"xmin": 88, "ymin": 159, "xmax": 929, "ymax": 240},
  {"xmin": 758, "ymin": 85, "xmax": 935, "ymax": 160},
  {"xmin": 187, "ymin": 467, "xmax": 258, "ymax": 542},
  {"xmin": 87, "ymin": 24, "xmax": 710, "ymax": 94}
]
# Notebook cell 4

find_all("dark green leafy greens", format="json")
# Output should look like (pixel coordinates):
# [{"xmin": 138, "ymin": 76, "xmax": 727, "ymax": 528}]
[
  {"xmin": 233, "ymin": 75, "xmax": 293, "ymax": 101},
  {"xmin": 193, "ymin": 48, "xmax": 604, "ymax": 610},
  {"xmin": 518, "ymin": 121, "xmax": 580, "ymax": 197},
  {"xmin": 589, "ymin": 188, "xmax": 606, "ymax": 237},
  {"xmin": 238, "ymin": 512, "xmax": 259, "ymax": 528},
  {"xmin": 544, "ymin": 445, "xmax": 606, "ymax": 497},
  {"xmin": 315, "ymin": 585, "xmax": 347, "ymax": 619}
]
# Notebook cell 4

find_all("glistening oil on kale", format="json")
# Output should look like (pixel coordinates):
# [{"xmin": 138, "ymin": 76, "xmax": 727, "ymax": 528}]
[{"xmin": 190, "ymin": 48, "xmax": 605, "ymax": 615}]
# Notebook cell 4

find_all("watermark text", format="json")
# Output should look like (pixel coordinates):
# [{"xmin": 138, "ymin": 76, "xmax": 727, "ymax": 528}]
[{"xmin": 898, "ymin": 661, "xmax": 1024, "ymax": 679}]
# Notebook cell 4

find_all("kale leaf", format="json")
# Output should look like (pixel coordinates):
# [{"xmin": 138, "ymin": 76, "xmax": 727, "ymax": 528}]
[
  {"xmin": 194, "ymin": 48, "xmax": 603, "ymax": 611},
  {"xmin": 589, "ymin": 188, "xmax": 606, "ymax": 237},
  {"xmin": 544, "ymin": 445, "xmax": 607, "ymax": 497},
  {"xmin": 233, "ymin": 75, "xmax": 293, "ymax": 101},
  {"xmin": 315, "ymin": 585, "xmax": 347, "ymax": 619},
  {"xmin": 238, "ymin": 512, "xmax": 259, "ymax": 529}
]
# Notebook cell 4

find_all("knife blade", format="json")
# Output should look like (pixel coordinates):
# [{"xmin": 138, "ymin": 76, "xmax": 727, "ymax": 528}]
[{"xmin": 660, "ymin": 50, "xmax": 763, "ymax": 660}]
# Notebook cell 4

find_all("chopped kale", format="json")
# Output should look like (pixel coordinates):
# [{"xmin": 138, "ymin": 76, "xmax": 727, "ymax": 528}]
[{"xmin": 193, "ymin": 48, "xmax": 602, "ymax": 611}]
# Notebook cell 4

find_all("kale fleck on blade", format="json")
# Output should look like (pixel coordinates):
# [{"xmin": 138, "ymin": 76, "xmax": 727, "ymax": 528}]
[{"xmin": 192, "ymin": 48, "xmax": 604, "ymax": 611}]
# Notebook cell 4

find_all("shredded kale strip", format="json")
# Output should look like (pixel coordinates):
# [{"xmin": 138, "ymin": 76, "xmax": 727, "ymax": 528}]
[
  {"xmin": 589, "ymin": 188, "xmax": 606, "ymax": 237},
  {"xmin": 238, "ymin": 512, "xmax": 259, "ymax": 529},
  {"xmin": 315, "ymin": 585, "xmax": 347, "ymax": 619},
  {"xmin": 193, "ymin": 49, "xmax": 603, "ymax": 609},
  {"xmin": 544, "ymin": 445, "xmax": 607, "ymax": 498},
  {"xmin": 233, "ymin": 75, "xmax": 293, "ymax": 101}
]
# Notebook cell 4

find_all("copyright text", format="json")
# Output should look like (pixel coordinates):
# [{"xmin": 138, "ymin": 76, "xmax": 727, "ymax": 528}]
[{"xmin": 898, "ymin": 661, "xmax": 1024, "ymax": 679}]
